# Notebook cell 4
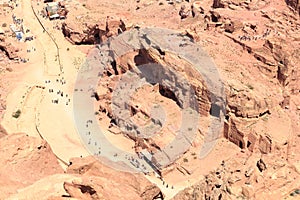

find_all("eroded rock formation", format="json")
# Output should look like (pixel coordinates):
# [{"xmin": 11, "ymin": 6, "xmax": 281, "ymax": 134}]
[
  {"xmin": 2, "ymin": 144, "xmax": 163, "ymax": 199},
  {"xmin": 0, "ymin": 133, "xmax": 63, "ymax": 199},
  {"xmin": 62, "ymin": 16, "xmax": 126, "ymax": 44},
  {"xmin": 0, "ymin": 40, "xmax": 19, "ymax": 60},
  {"xmin": 173, "ymin": 151, "xmax": 299, "ymax": 199},
  {"xmin": 286, "ymin": 0, "xmax": 300, "ymax": 14},
  {"xmin": 0, "ymin": 0, "xmax": 299, "ymax": 199},
  {"xmin": 94, "ymin": 46, "xmax": 211, "ymax": 170},
  {"xmin": 65, "ymin": 156, "xmax": 163, "ymax": 200}
]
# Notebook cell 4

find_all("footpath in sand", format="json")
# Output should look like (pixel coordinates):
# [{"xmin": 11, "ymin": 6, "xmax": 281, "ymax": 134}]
[{"xmin": 1, "ymin": 0, "xmax": 89, "ymax": 168}]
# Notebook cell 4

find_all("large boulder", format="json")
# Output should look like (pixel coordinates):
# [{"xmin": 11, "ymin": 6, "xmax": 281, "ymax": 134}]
[
  {"xmin": 66, "ymin": 156, "xmax": 163, "ymax": 200},
  {"xmin": 0, "ymin": 133, "xmax": 63, "ymax": 198},
  {"xmin": 6, "ymin": 155, "xmax": 164, "ymax": 199}
]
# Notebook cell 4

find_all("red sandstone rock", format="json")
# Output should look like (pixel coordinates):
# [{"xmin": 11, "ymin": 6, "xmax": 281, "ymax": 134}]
[
  {"xmin": 66, "ymin": 156, "xmax": 163, "ymax": 200},
  {"xmin": 0, "ymin": 133, "xmax": 63, "ymax": 198}
]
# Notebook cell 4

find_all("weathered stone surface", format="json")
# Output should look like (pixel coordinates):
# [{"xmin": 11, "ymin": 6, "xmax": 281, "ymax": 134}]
[
  {"xmin": 227, "ymin": 83, "xmax": 272, "ymax": 118},
  {"xmin": 258, "ymin": 135, "xmax": 272, "ymax": 154},
  {"xmin": 66, "ymin": 156, "xmax": 163, "ymax": 200},
  {"xmin": 285, "ymin": 0, "xmax": 300, "ymax": 14},
  {"xmin": 105, "ymin": 16, "xmax": 126, "ymax": 37},
  {"xmin": 213, "ymin": 0, "xmax": 225, "ymax": 8},
  {"xmin": 64, "ymin": 182, "xmax": 98, "ymax": 200},
  {"xmin": 257, "ymin": 158, "xmax": 267, "ymax": 172},
  {"xmin": 192, "ymin": 1, "xmax": 204, "ymax": 17},
  {"xmin": 173, "ymin": 150, "xmax": 299, "ymax": 199},
  {"xmin": 6, "ymin": 174, "xmax": 80, "ymax": 200},
  {"xmin": 0, "ymin": 124, "xmax": 7, "ymax": 138},
  {"xmin": 0, "ymin": 133, "xmax": 63, "ymax": 199},
  {"xmin": 6, "ymin": 156, "xmax": 163, "ymax": 200},
  {"xmin": 0, "ymin": 41, "xmax": 19, "ymax": 59},
  {"xmin": 94, "ymin": 45, "xmax": 211, "ymax": 169},
  {"xmin": 224, "ymin": 21, "xmax": 235, "ymax": 33},
  {"xmin": 242, "ymin": 185, "xmax": 254, "ymax": 198},
  {"xmin": 62, "ymin": 22, "xmax": 104, "ymax": 44},
  {"xmin": 1, "ymin": 0, "xmax": 299, "ymax": 199},
  {"xmin": 62, "ymin": 16, "xmax": 126, "ymax": 44}
]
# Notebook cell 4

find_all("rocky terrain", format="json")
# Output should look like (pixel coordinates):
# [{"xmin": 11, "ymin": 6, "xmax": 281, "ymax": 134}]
[
  {"xmin": 0, "ymin": 0, "xmax": 299, "ymax": 199},
  {"xmin": 0, "ymin": 133, "xmax": 161, "ymax": 199}
]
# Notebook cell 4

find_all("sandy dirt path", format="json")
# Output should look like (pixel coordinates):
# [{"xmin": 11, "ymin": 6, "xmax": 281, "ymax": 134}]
[
  {"xmin": 1, "ymin": 0, "xmax": 224, "ymax": 197},
  {"xmin": 1, "ymin": 0, "xmax": 89, "ymax": 168}
]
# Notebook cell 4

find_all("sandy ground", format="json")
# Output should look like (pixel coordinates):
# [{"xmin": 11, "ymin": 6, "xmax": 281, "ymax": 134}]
[
  {"xmin": 1, "ymin": 0, "xmax": 90, "ymax": 168},
  {"xmin": 1, "ymin": 0, "xmax": 231, "ymax": 195},
  {"xmin": 1, "ymin": 0, "xmax": 299, "ymax": 198},
  {"xmin": 0, "ymin": 2, "xmax": 242, "ymax": 197}
]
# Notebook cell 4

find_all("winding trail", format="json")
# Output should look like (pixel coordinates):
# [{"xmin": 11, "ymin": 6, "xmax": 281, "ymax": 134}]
[
  {"xmin": 1, "ymin": 1, "xmax": 226, "ymax": 198},
  {"xmin": 30, "ymin": 2, "xmax": 63, "ymax": 74},
  {"xmin": 1, "ymin": 0, "xmax": 89, "ymax": 168}
]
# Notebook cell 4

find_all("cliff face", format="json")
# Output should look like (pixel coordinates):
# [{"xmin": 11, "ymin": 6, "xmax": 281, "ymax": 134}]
[
  {"xmin": 61, "ymin": 16, "xmax": 126, "ymax": 44},
  {"xmin": 286, "ymin": 0, "xmax": 300, "ymax": 14},
  {"xmin": 0, "ymin": 125, "xmax": 7, "ymax": 139},
  {"xmin": 172, "ymin": 152, "xmax": 300, "ymax": 199},
  {"xmin": 0, "ymin": 0, "xmax": 299, "ymax": 199},
  {"xmin": 171, "ymin": 0, "xmax": 300, "ymax": 198},
  {"xmin": 64, "ymin": 156, "xmax": 162, "ymax": 200},
  {"xmin": 0, "ymin": 134, "xmax": 162, "ymax": 199}
]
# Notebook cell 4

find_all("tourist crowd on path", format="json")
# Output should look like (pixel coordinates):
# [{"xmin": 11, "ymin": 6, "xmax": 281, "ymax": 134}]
[{"xmin": 44, "ymin": 76, "xmax": 70, "ymax": 106}]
